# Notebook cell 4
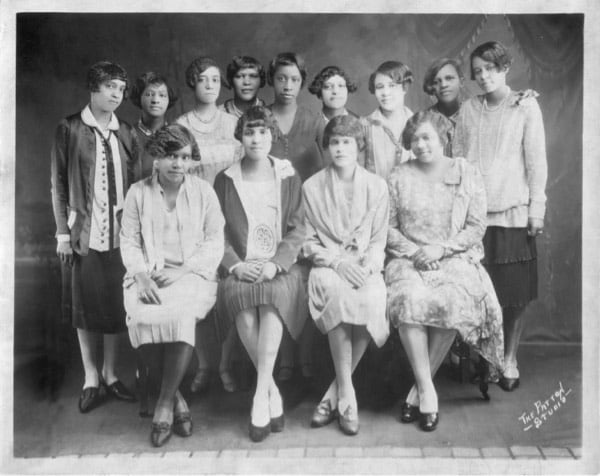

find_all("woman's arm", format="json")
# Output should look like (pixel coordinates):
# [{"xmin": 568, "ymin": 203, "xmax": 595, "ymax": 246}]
[
  {"xmin": 213, "ymin": 172, "xmax": 244, "ymax": 273},
  {"xmin": 119, "ymin": 185, "xmax": 148, "ymax": 277},
  {"xmin": 523, "ymin": 99, "xmax": 548, "ymax": 222},
  {"xmin": 362, "ymin": 184, "xmax": 390, "ymax": 274},
  {"xmin": 301, "ymin": 185, "xmax": 341, "ymax": 267},
  {"xmin": 50, "ymin": 121, "xmax": 70, "ymax": 238},
  {"xmin": 386, "ymin": 177, "xmax": 420, "ymax": 258}
]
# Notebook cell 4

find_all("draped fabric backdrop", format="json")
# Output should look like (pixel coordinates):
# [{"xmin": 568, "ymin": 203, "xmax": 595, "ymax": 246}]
[{"xmin": 14, "ymin": 13, "xmax": 582, "ymax": 366}]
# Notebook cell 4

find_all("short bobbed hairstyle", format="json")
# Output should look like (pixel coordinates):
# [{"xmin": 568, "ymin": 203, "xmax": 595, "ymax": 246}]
[
  {"xmin": 308, "ymin": 65, "xmax": 358, "ymax": 98},
  {"xmin": 422, "ymin": 58, "xmax": 464, "ymax": 95},
  {"xmin": 234, "ymin": 105, "xmax": 280, "ymax": 142},
  {"xmin": 185, "ymin": 56, "xmax": 224, "ymax": 89},
  {"xmin": 130, "ymin": 72, "xmax": 178, "ymax": 109},
  {"xmin": 401, "ymin": 110, "xmax": 444, "ymax": 151},
  {"xmin": 87, "ymin": 61, "xmax": 129, "ymax": 98},
  {"xmin": 322, "ymin": 115, "xmax": 366, "ymax": 151},
  {"xmin": 368, "ymin": 61, "xmax": 413, "ymax": 94},
  {"xmin": 267, "ymin": 52, "xmax": 308, "ymax": 88},
  {"xmin": 469, "ymin": 41, "xmax": 513, "ymax": 80},
  {"xmin": 226, "ymin": 56, "xmax": 266, "ymax": 89},
  {"xmin": 145, "ymin": 124, "xmax": 201, "ymax": 162}
]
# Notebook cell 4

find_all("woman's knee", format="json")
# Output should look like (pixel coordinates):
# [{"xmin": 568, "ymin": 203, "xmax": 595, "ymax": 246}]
[{"xmin": 236, "ymin": 308, "xmax": 258, "ymax": 332}]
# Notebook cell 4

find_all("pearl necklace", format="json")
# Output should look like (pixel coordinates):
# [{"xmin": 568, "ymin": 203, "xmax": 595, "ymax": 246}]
[
  {"xmin": 192, "ymin": 107, "xmax": 218, "ymax": 124},
  {"xmin": 477, "ymin": 91, "xmax": 510, "ymax": 176}
]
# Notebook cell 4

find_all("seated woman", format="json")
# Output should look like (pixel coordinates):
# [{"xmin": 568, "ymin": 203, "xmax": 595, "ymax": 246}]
[
  {"xmin": 385, "ymin": 111, "xmax": 504, "ymax": 432},
  {"xmin": 213, "ymin": 106, "xmax": 308, "ymax": 443},
  {"xmin": 302, "ymin": 115, "xmax": 390, "ymax": 436},
  {"xmin": 120, "ymin": 124, "xmax": 225, "ymax": 447}
]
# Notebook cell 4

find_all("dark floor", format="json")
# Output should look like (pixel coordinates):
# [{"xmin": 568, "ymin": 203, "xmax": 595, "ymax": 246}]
[{"xmin": 13, "ymin": 342, "xmax": 581, "ymax": 459}]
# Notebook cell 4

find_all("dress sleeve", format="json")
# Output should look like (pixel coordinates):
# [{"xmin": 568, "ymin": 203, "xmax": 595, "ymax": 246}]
[
  {"xmin": 186, "ymin": 185, "xmax": 226, "ymax": 279},
  {"xmin": 386, "ymin": 175, "xmax": 420, "ymax": 258},
  {"xmin": 213, "ymin": 172, "xmax": 243, "ymax": 273},
  {"xmin": 523, "ymin": 100, "xmax": 548, "ymax": 220},
  {"xmin": 363, "ymin": 184, "xmax": 390, "ymax": 274},
  {"xmin": 301, "ymin": 184, "xmax": 340, "ymax": 267},
  {"xmin": 119, "ymin": 185, "xmax": 148, "ymax": 277},
  {"xmin": 452, "ymin": 107, "xmax": 467, "ymax": 159},
  {"xmin": 50, "ymin": 120, "xmax": 70, "ymax": 237}
]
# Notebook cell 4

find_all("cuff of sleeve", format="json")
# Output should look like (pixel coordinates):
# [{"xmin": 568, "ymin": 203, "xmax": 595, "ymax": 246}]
[
  {"xmin": 229, "ymin": 262, "xmax": 242, "ymax": 275},
  {"xmin": 56, "ymin": 234, "xmax": 70, "ymax": 243},
  {"xmin": 528, "ymin": 200, "xmax": 546, "ymax": 219}
]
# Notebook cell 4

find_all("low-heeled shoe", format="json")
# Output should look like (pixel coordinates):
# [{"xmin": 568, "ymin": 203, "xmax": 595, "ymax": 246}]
[
  {"xmin": 310, "ymin": 399, "xmax": 338, "ymax": 428},
  {"xmin": 173, "ymin": 412, "xmax": 193, "ymax": 437},
  {"xmin": 78, "ymin": 386, "xmax": 102, "ymax": 413},
  {"xmin": 419, "ymin": 412, "xmax": 439, "ymax": 432},
  {"xmin": 498, "ymin": 376, "xmax": 520, "ymax": 392},
  {"xmin": 399, "ymin": 402, "xmax": 420, "ymax": 423},
  {"xmin": 249, "ymin": 421, "xmax": 271, "ymax": 442},
  {"xmin": 270, "ymin": 414, "xmax": 285, "ymax": 433},
  {"xmin": 338, "ymin": 406, "xmax": 359, "ymax": 436},
  {"xmin": 103, "ymin": 380, "xmax": 137, "ymax": 402},
  {"xmin": 150, "ymin": 421, "xmax": 172, "ymax": 447}
]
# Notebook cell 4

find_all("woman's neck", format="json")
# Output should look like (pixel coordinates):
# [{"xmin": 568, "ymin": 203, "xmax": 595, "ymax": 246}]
[
  {"xmin": 436, "ymin": 99, "xmax": 460, "ymax": 118},
  {"xmin": 141, "ymin": 113, "xmax": 165, "ymax": 132},
  {"xmin": 416, "ymin": 155, "xmax": 450, "ymax": 178},
  {"xmin": 241, "ymin": 155, "xmax": 272, "ymax": 178},
  {"xmin": 271, "ymin": 101, "xmax": 297, "ymax": 115},
  {"xmin": 89, "ymin": 104, "xmax": 112, "ymax": 130},
  {"xmin": 322, "ymin": 106, "xmax": 346, "ymax": 121},
  {"xmin": 333, "ymin": 163, "xmax": 356, "ymax": 182},
  {"xmin": 485, "ymin": 85, "xmax": 510, "ymax": 107},
  {"xmin": 233, "ymin": 96, "xmax": 256, "ymax": 114},
  {"xmin": 379, "ymin": 106, "xmax": 405, "ymax": 121},
  {"xmin": 158, "ymin": 176, "xmax": 182, "ymax": 194},
  {"xmin": 194, "ymin": 102, "xmax": 217, "ymax": 116}
]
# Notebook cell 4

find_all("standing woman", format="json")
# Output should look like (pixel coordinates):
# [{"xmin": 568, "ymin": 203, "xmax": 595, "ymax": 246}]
[
  {"xmin": 302, "ymin": 115, "xmax": 390, "ymax": 436},
  {"xmin": 130, "ymin": 72, "xmax": 179, "ymax": 178},
  {"xmin": 214, "ymin": 106, "xmax": 308, "ymax": 442},
  {"xmin": 220, "ymin": 55, "xmax": 267, "ymax": 118},
  {"xmin": 362, "ymin": 61, "xmax": 413, "ymax": 178},
  {"xmin": 308, "ymin": 65, "xmax": 359, "ymax": 166},
  {"xmin": 454, "ymin": 41, "xmax": 547, "ymax": 391},
  {"xmin": 120, "ymin": 124, "xmax": 224, "ymax": 447},
  {"xmin": 50, "ymin": 61, "xmax": 139, "ymax": 413},
  {"xmin": 386, "ymin": 111, "xmax": 504, "ymax": 431},
  {"xmin": 176, "ymin": 56, "xmax": 242, "ymax": 392}
]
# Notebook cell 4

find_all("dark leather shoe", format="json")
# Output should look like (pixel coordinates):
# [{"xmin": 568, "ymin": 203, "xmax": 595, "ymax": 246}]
[
  {"xmin": 419, "ymin": 412, "xmax": 439, "ymax": 432},
  {"xmin": 498, "ymin": 376, "xmax": 520, "ymax": 392},
  {"xmin": 173, "ymin": 412, "xmax": 193, "ymax": 437},
  {"xmin": 399, "ymin": 402, "xmax": 420, "ymax": 423},
  {"xmin": 78, "ymin": 386, "xmax": 102, "ymax": 413},
  {"xmin": 150, "ymin": 421, "xmax": 172, "ymax": 447},
  {"xmin": 103, "ymin": 380, "xmax": 136, "ymax": 402},
  {"xmin": 249, "ymin": 421, "xmax": 271, "ymax": 442},
  {"xmin": 310, "ymin": 399, "xmax": 338, "ymax": 428},
  {"xmin": 338, "ymin": 405, "xmax": 359, "ymax": 436},
  {"xmin": 270, "ymin": 414, "xmax": 285, "ymax": 433}
]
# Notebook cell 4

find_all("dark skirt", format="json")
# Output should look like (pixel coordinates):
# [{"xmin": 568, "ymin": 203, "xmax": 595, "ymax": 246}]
[
  {"xmin": 482, "ymin": 226, "xmax": 537, "ymax": 308},
  {"xmin": 71, "ymin": 248, "xmax": 127, "ymax": 334},
  {"xmin": 217, "ymin": 262, "xmax": 309, "ymax": 340}
]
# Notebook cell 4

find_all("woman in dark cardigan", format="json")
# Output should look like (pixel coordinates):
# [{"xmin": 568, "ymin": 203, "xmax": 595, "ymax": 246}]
[{"xmin": 213, "ymin": 106, "xmax": 307, "ymax": 443}]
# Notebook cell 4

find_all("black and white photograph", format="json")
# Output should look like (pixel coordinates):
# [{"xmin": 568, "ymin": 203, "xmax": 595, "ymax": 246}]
[{"xmin": 1, "ymin": 0, "xmax": 598, "ymax": 474}]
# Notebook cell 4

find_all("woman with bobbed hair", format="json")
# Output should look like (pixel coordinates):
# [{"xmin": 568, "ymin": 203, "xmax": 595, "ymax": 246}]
[
  {"xmin": 303, "ymin": 115, "xmax": 390, "ymax": 436},
  {"xmin": 386, "ymin": 110, "xmax": 504, "ymax": 432},
  {"xmin": 220, "ymin": 55, "xmax": 267, "ymax": 118},
  {"xmin": 454, "ymin": 41, "xmax": 547, "ymax": 392},
  {"xmin": 214, "ymin": 106, "xmax": 307, "ymax": 442},
  {"xmin": 130, "ymin": 72, "xmax": 179, "ymax": 178},
  {"xmin": 361, "ymin": 60, "xmax": 413, "ymax": 179},
  {"xmin": 120, "ymin": 123, "xmax": 225, "ymax": 447}
]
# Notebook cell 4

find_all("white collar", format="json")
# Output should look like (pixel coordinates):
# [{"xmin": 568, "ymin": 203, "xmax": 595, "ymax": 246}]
[{"xmin": 81, "ymin": 105, "xmax": 119, "ymax": 131}]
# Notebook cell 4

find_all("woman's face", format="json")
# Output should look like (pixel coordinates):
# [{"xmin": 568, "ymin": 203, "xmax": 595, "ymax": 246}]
[
  {"xmin": 140, "ymin": 83, "xmax": 169, "ymax": 118},
  {"xmin": 321, "ymin": 74, "xmax": 348, "ymax": 111},
  {"xmin": 155, "ymin": 144, "xmax": 192, "ymax": 186},
  {"xmin": 90, "ymin": 79, "xmax": 126, "ymax": 114},
  {"xmin": 432, "ymin": 64, "xmax": 462, "ymax": 105},
  {"xmin": 232, "ymin": 67, "xmax": 261, "ymax": 102},
  {"xmin": 194, "ymin": 66, "xmax": 221, "ymax": 105},
  {"xmin": 373, "ymin": 73, "xmax": 405, "ymax": 113},
  {"xmin": 328, "ymin": 134, "xmax": 358, "ymax": 170},
  {"xmin": 471, "ymin": 56, "xmax": 507, "ymax": 94},
  {"xmin": 241, "ymin": 124, "xmax": 273, "ymax": 161},
  {"xmin": 410, "ymin": 122, "xmax": 443, "ymax": 164},
  {"xmin": 273, "ymin": 64, "xmax": 302, "ymax": 105}
]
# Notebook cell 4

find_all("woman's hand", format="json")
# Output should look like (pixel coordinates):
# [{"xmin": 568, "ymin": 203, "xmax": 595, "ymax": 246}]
[
  {"xmin": 134, "ymin": 272, "xmax": 161, "ymax": 304},
  {"xmin": 336, "ymin": 260, "xmax": 368, "ymax": 289},
  {"xmin": 152, "ymin": 266, "xmax": 190, "ymax": 288},
  {"xmin": 527, "ymin": 217, "xmax": 544, "ymax": 237},
  {"xmin": 411, "ymin": 245, "xmax": 444, "ymax": 268},
  {"xmin": 233, "ymin": 262, "xmax": 262, "ymax": 282},
  {"xmin": 255, "ymin": 261, "xmax": 278, "ymax": 283},
  {"xmin": 56, "ymin": 241, "xmax": 73, "ymax": 266}
]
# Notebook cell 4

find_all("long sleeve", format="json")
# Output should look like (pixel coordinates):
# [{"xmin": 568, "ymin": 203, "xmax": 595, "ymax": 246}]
[
  {"xmin": 213, "ymin": 172, "xmax": 244, "ymax": 272},
  {"xmin": 363, "ymin": 185, "xmax": 390, "ymax": 273},
  {"xmin": 186, "ymin": 186, "xmax": 225, "ymax": 279},
  {"xmin": 271, "ymin": 175, "xmax": 305, "ymax": 272},
  {"xmin": 452, "ymin": 111, "xmax": 467, "ymax": 159},
  {"xmin": 119, "ymin": 185, "xmax": 148, "ymax": 277},
  {"xmin": 301, "ymin": 187, "xmax": 340, "ymax": 267},
  {"xmin": 523, "ymin": 100, "xmax": 548, "ymax": 219},
  {"xmin": 386, "ymin": 177, "xmax": 420, "ymax": 258},
  {"xmin": 50, "ymin": 121, "xmax": 70, "ymax": 237}
]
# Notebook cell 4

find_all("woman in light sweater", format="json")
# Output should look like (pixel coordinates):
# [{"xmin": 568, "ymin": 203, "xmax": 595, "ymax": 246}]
[{"xmin": 454, "ymin": 41, "xmax": 547, "ymax": 392}]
